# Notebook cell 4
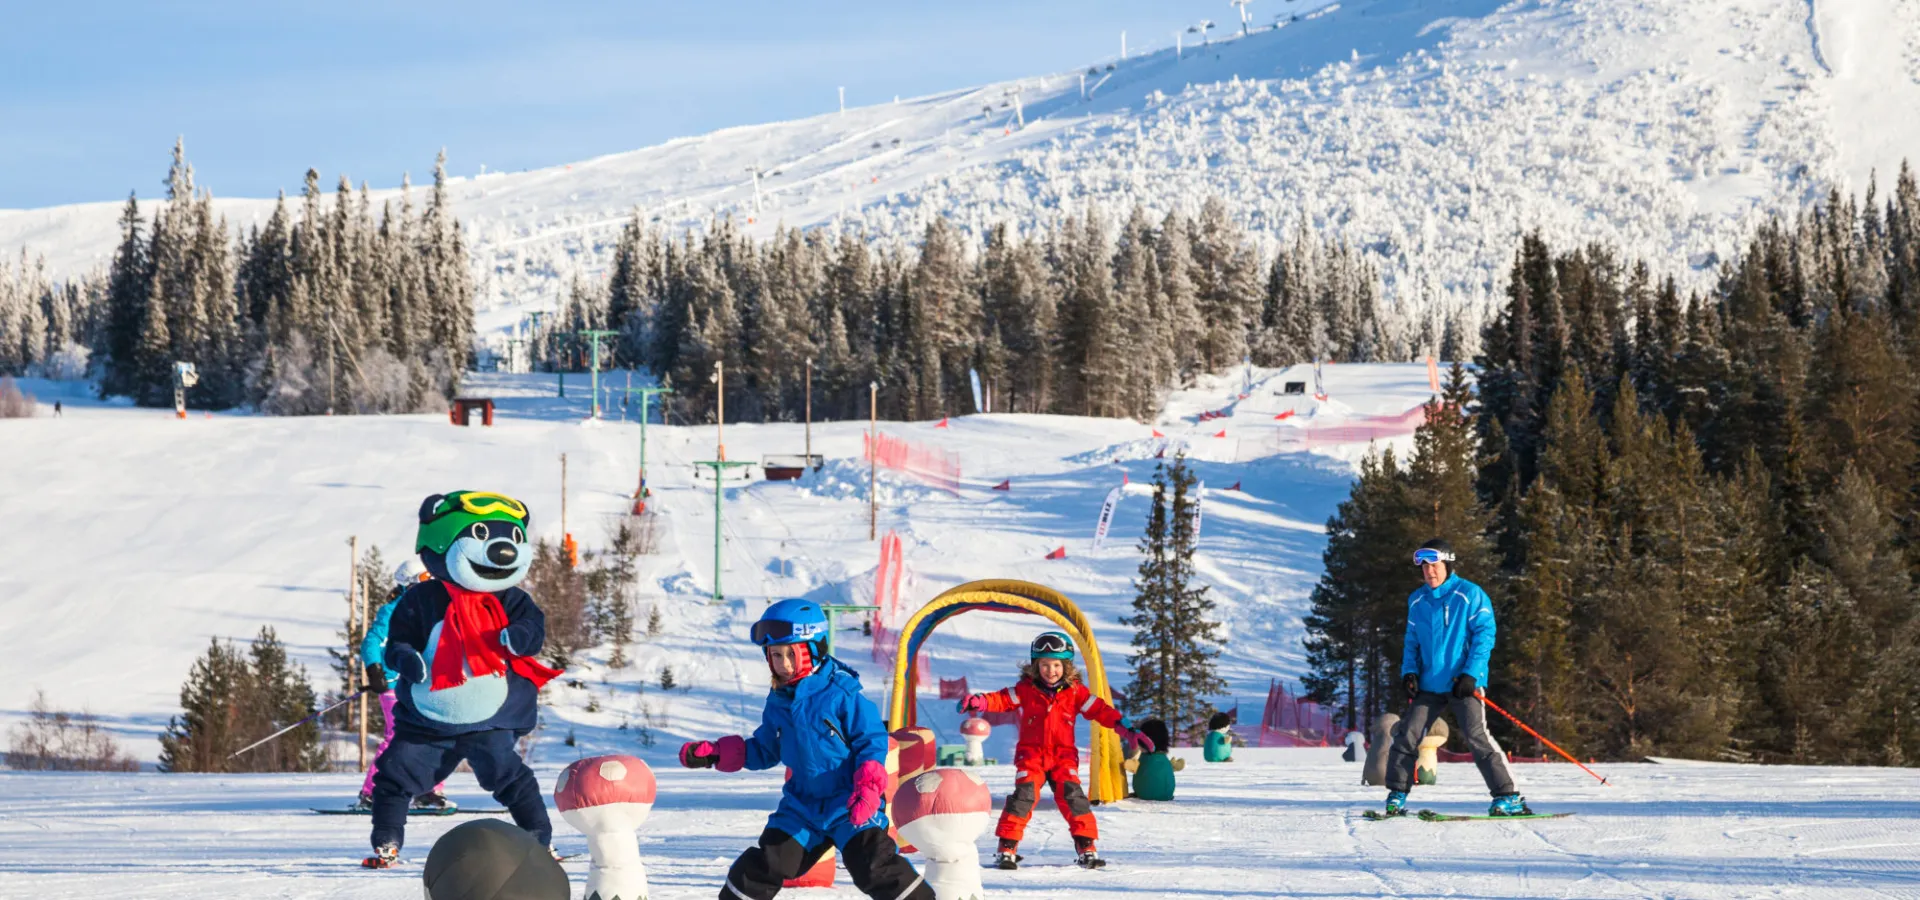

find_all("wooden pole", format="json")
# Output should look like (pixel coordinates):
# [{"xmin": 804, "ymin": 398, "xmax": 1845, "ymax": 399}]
[
  {"xmin": 561, "ymin": 453, "xmax": 569, "ymax": 538},
  {"xmin": 805, "ymin": 358, "xmax": 813, "ymax": 466},
  {"xmin": 869, "ymin": 381, "xmax": 878, "ymax": 541}
]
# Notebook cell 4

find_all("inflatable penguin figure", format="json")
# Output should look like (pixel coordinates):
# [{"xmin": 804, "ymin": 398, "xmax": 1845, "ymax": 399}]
[
  {"xmin": 1123, "ymin": 719, "xmax": 1183, "ymax": 801},
  {"xmin": 362, "ymin": 491, "xmax": 564, "ymax": 869},
  {"xmin": 1203, "ymin": 712, "xmax": 1235, "ymax": 763}
]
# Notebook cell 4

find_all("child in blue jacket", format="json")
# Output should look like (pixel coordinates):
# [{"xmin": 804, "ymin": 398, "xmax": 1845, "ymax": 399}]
[
  {"xmin": 681, "ymin": 599, "xmax": 934, "ymax": 900},
  {"xmin": 354, "ymin": 557, "xmax": 447, "ymax": 810}
]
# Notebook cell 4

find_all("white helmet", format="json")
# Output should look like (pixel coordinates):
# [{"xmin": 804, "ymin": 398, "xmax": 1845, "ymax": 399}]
[{"xmin": 392, "ymin": 556, "xmax": 429, "ymax": 586}]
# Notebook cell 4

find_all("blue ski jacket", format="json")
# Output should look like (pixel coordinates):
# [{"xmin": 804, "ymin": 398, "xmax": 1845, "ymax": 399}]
[
  {"xmin": 358, "ymin": 589, "xmax": 401, "ymax": 671},
  {"xmin": 1401, "ymin": 573, "xmax": 1495, "ymax": 695},
  {"xmin": 742, "ymin": 656, "xmax": 890, "ymax": 848}
]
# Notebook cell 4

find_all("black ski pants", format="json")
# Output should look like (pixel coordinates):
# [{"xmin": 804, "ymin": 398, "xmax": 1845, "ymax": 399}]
[
  {"xmin": 1385, "ymin": 691, "xmax": 1516, "ymax": 796},
  {"xmin": 722, "ymin": 826, "xmax": 933, "ymax": 900}
]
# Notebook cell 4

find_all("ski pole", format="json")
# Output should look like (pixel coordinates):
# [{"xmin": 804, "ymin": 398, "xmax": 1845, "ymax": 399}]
[
  {"xmin": 228, "ymin": 688, "xmax": 370, "ymax": 759},
  {"xmin": 1477, "ymin": 691, "xmax": 1611, "ymax": 786}
]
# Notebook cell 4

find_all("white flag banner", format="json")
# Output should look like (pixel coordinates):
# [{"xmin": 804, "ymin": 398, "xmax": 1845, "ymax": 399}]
[
  {"xmin": 969, "ymin": 368, "xmax": 985, "ymax": 414},
  {"xmin": 1091, "ymin": 486, "xmax": 1123, "ymax": 550},
  {"xmin": 1189, "ymin": 480, "xmax": 1206, "ymax": 541}
]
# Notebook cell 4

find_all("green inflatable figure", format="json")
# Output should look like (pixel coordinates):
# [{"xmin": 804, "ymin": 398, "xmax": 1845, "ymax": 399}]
[
  {"xmin": 1203, "ymin": 712, "xmax": 1235, "ymax": 762},
  {"xmin": 1124, "ymin": 719, "xmax": 1182, "ymax": 801}
]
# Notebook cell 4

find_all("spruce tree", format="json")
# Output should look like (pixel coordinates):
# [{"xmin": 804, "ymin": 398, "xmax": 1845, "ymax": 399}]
[{"xmin": 1124, "ymin": 454, "xmax": 1226, "ymax": 734}]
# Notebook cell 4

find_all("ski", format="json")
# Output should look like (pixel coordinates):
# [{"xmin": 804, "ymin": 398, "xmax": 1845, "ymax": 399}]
[
  {"xmin": 1360, "ymin": 810, "xmax": 1410, "ymax": 821},
  {"xmin": 314, "ymin": 807, "xmax": 506, "ymax": 816},
  {"xmin": 1416, "ymin": 809, "xmax": 1573, "ymax": 822}
]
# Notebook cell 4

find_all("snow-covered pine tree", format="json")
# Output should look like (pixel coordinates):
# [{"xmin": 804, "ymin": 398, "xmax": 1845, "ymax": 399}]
[{"xmin": 1123, "ymin": 454, "xmax": 1225, "ymax": 736}]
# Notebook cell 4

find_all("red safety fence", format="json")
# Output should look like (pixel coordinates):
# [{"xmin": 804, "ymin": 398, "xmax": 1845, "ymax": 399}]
[
  {"xmin": 1257, "ymin": 680, "xmax": 1337, "ymax": 747},
  {"xmin": 1254, "ymin": 403, "xmax": 1430, "ymax": 455},
  {"xmin": 864, "ymin": 432, "xmax": 962, "ymax": 493},
  {"xmin": 939, "ymin": 677, "xmax": 970, "ymax": 700}
]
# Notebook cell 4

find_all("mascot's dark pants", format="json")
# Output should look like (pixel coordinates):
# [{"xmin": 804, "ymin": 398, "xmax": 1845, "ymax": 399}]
[
  {"xmin": 723, "ymin": 827, "xmax": 933, "ymax": 900},
  {"xmin": 370, "ymin": 728, "xmax": 550, "ymax": 850}
]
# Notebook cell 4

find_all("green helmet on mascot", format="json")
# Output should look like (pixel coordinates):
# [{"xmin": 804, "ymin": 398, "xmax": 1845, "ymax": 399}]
[{"xmin": 416, "ymin": 491, "xmax": 534, "ymax": 592}]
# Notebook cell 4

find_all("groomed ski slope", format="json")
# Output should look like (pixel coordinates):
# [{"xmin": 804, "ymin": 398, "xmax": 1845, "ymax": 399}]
[
  {"xmin": 4, "ymin": 750, "xmax": 1918, "ymax": 899},
  {"xmin": 1, "ymin": 362, "xmax": 1431, "ymax": 765}
]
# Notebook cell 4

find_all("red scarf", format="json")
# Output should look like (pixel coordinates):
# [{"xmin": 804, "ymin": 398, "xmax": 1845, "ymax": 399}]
[{"xmin": 430, "ymin": 583, "xmax": 564, "ymax": 691}]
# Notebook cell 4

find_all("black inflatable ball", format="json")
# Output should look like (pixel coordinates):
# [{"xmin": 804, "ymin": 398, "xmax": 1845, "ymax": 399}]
[{"xmin": 423, "ymin": 819, "xmax": 568, "ymax": 900}]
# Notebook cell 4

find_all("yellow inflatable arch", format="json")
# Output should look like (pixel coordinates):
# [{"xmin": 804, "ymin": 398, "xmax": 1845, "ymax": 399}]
[{"xmin": 887, "ymin": 579, "xmax": 1126, "ymax": 804}]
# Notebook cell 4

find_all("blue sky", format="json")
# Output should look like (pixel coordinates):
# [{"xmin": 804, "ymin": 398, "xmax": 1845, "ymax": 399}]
[{"xmin": 1, "ymin": 0, "xmax": 1256, "ymax": 209}]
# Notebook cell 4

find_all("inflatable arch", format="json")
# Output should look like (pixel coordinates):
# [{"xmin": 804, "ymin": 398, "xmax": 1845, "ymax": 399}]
[{"xmin": 887, "ymin": 579, "xmax": 1126, "ymax": 804}]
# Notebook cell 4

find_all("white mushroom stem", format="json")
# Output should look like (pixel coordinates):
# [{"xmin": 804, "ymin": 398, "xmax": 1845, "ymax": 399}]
[
  {"xmin": 898, "ymin": 812, "xmax": 990, "ymax": 900},
  {"xmin": 962, "ymin": 734, "xmax": 986, "ymax": 765},
  {"xmin": 561, "ymin": 804, "xmax": 651, "ymax": 900}
]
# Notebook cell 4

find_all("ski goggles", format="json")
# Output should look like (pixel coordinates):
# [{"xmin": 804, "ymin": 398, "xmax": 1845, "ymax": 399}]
[
  {"xmin": 1030, "ymin": 633, "xmax": 1072, "ymax": 656},
  {"xmin": 750, "ymin": 617, "xmax": 827, "ymax": 646},
  {"xmin": 421, "ymin": 491, "xmax": 528, "ymax": 525},
  {"xmin": 1413, "ymin": 548, "xmax": 1456, "ymax": 566}
]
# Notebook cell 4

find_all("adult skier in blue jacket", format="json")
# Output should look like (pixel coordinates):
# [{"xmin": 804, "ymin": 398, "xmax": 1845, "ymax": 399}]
[
  {"xmin": 1383, "ymin": 538, "xmax": 1530, "ymax": 817},
  {"xmin": 680, "ymin": 599, "xmax": 934, "ymax": 900}
]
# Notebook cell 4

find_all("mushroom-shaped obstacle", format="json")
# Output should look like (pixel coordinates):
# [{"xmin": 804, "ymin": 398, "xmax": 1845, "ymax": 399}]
[
  {"xmin": 959, "ymin": 717, "xmax": 991, "ymax": 765},
  {"xmin": 893, "ymin": 767, "xmax": 992, "ymax": 900},
  {"xmin": 555, "ymin": 754, "xmax": 656, "ymax": 900},
  {"xmin": 1416, "ymin": 718, "xmax": 1451, "ymax": 786}
]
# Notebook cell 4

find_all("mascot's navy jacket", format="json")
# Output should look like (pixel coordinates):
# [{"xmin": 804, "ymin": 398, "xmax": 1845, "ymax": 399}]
[
  {"xmin": 384, "ymin": 580, "xmax": 547, "ymax": 739},
  {"xmin": 740, "ymin": 656, "xmax": 891, "ymax": 848}
]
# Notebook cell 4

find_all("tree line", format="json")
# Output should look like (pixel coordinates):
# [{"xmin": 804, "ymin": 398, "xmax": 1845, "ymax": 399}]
[
  {"xmin": 544, "ymin": 198, "xmax": 1451, "ymax": 425},
  {"xmin": 0, "ymin": 141, "xmax": 475, "ymax": 414},
  {"xmin": 1305, "ymin": 162, "xmax": 1920, "ymax": 765}
]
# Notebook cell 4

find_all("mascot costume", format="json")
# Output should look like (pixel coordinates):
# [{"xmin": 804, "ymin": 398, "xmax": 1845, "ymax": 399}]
[{"xmin": 362, "ymin": 491, "xmax": 563, "ymax": 868}]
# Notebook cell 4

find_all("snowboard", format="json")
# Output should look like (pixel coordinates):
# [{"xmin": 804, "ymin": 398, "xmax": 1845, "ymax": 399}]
[{"xmin": 313, "ymin": 806, "xmax": 508, "ymax": 816}]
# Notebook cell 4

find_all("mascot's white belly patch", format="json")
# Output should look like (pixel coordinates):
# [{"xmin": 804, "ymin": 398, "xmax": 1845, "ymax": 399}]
[{"xmin": 410, "ymin": 621, "xmax": 509, "ymax": 725}]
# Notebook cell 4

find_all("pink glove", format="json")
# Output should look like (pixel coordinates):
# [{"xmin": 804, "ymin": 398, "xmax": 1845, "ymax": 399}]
[
  {"xmin": 679, "ymin": 740, "xmax": 718, "ymax": 769},
  {"xmin": 957, "ymin": 694, "xmax": 988, "ymax": 714},
  {"xmin": 847, "ymin": 759, "xmax": 889, "ymax": 826},
  {"xmin": 1121, "ymin": 728, "xmax": 1156, "ymax": 754},
  {"xmin": 681, "ymin": 735, "xmax": 748, "ymax": 772}
]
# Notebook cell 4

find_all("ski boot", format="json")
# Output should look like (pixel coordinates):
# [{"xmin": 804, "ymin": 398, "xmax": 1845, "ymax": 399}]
[
  {"xmin": 411, "ymin": 791, "xmax": 454, "ymax": 812},
  {"xmin": 1074, "ymin": 836, "xmax": 1106, "ymax": 870},
  {"xmin": 1383, "ymin": 790, "xmax": 1409, "ymax": 817},
  {"xmin": 361, "ymin": 843, "xmax": 400, "ymax": 869},
  {"xmin": 993, "ymin": 838, "xmax": 1021, "ymax": 870},
  {"xmin": 350, "ymin": 790, "xmax": 373, "ymax": 812},
  {"xmin": 1489, "ymin": 793, "xmax": 1533, "ymax": 817}
]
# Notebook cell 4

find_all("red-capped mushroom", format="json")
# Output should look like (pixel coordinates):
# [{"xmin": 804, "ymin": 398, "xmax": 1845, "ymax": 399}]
[
  {"xmin": 555, "ymin": 755, "xmax": 656, "ymax": 900},
  {"xmin": 960, "ymin": 717, "xmax": 991, "ymax": 764},
  {"xmin": 892, "ymin": 767, "xmax": 992, "ymax": 898}
]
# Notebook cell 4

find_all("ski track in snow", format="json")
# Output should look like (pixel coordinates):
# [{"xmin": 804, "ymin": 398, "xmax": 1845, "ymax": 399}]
[{"xmin": 1807, "ymin": 0, "xmax": 1834, "ymax": 74}]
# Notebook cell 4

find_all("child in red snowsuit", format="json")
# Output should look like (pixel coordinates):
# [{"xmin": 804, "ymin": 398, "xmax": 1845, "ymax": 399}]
[{"xmin": 958, "ymin": 631, "xmax": 1152, "ymax": 870}]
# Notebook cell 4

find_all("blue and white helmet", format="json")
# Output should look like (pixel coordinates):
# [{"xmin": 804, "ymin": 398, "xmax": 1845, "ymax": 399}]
[{"xmin": 751, "ymin": 599, "xmax": 830, "ymax": 653}]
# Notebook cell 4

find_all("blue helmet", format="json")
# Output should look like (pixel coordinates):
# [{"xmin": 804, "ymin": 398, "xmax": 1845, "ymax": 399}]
[{"xmin": 752, "ymin": 599, "xmax": 830, "ymax": 648}]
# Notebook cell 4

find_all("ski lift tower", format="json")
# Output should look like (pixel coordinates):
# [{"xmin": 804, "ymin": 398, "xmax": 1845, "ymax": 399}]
[
  {"xmin": 570, "ymin": 329, "xmax": 620, "ymax": 419},
  {"xmin": 1189, "ymin": 19, "xmax": 1216, "ymax": 46},
  {"xmin": 693, "ymin": 458, "xmax": 754, "ymax": 604},
  {"xmin": 172, "ymin": 361, "xmax": 198, "ymax": 419},
  {"xmin": 1231, "ymin": 0, "xmax": 1253, "ymax": 36}
]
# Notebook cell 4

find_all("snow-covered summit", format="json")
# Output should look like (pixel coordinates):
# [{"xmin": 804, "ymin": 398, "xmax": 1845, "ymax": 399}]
[{"xmin": 3, "ymin": 0, "xmax": 1916, "ymax": 332}]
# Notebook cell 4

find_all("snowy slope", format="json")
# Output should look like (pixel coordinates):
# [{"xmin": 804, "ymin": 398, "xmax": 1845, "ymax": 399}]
[
  {"xmin": 4, "ymin": 0, "xmax": 1918, "ymax": 334},
  {"xmin": 5, "ymin": 751, "xmax": 1920, "ymax": 899},
  {"xmin": 1, "ymin": 362, "xmax": 1436, "ymax": 764}
]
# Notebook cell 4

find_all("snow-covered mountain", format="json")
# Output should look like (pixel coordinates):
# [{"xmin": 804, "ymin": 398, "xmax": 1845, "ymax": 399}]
[{"xmin": 4, "ymin": 0, "xmax": 1917, "ymax": 336}]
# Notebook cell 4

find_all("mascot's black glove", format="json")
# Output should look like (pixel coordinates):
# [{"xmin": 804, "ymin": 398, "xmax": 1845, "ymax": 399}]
[
  {"xmin": 364, "ymin": 664, "xmax": 389, "ymax": 694},
  {"xmin": 1403, "ymin": 673, "xmax": 1420, "ymax": 701},
  {"xmin": 392, "ymin": 646, "xmax": 427, "ymax": 685},
  {"xmin": 1451, "ymin": 673, "xmax": 1478, "ymax": 700}
]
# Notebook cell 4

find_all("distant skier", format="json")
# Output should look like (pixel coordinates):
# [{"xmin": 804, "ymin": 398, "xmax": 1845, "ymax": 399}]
[
  {"xmin": 958, "ymin": 631, "xmax": 1153, "ymax": 869},
  {"xmin": 679, "ymin": 599, "xmax": 934, "ymax": 900},
  {"xmin": 353, "ymin": 556, "xmax": 449, "ymax": 812},
  {"xmin": 52, "ymin": 400, "xmax": 61, "ymax": 417},
  {"xmin": 1381, "ymin": 538, "xmax": 1530, "ymax": 817},
  {"xmin": 362, "ymin": 491, "xmax": 563, "ymax": 869}
]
